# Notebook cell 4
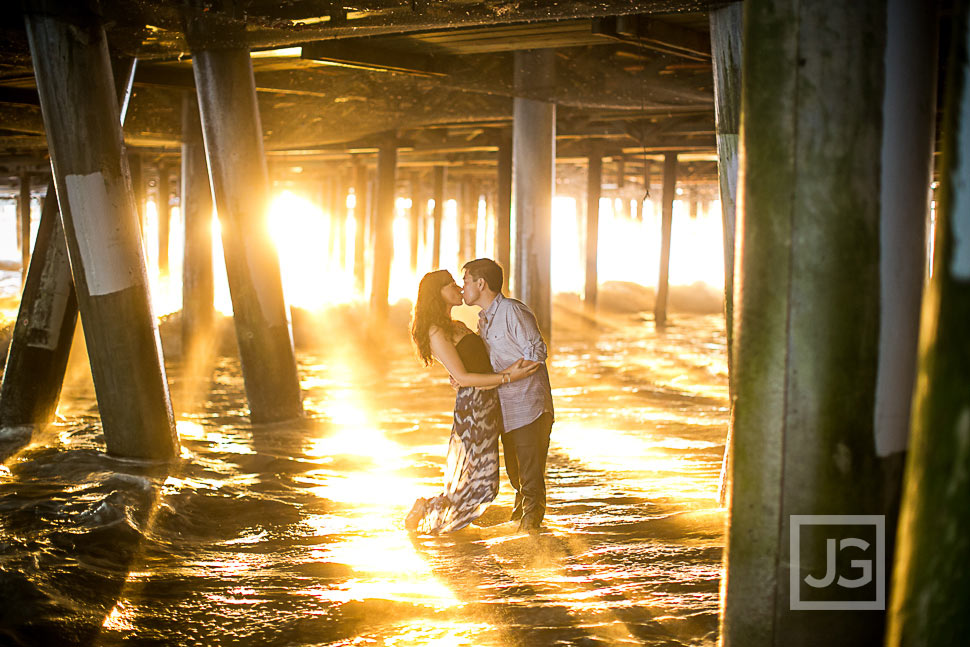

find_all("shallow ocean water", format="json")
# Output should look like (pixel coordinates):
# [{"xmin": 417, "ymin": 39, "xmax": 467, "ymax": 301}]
[{"xmin": 0, "ymin": 310, "xmax": 727, "ymax": 646}]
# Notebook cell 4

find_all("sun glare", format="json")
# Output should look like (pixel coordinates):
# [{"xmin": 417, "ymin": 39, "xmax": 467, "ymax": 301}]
[
  {"xmin": 144, "ymin": 199, "xmax": 183, "ymax": 317},
  {"xmin": 552, "ymin": 196, "xmax": 726, "ymax": 298},
  {"xmin": 269, "ymin": 190, "xmax": 355, "ymax": 310},
  {"xmin": 135, "ymin": 186, "xmax": 724, "ymax": 321}
]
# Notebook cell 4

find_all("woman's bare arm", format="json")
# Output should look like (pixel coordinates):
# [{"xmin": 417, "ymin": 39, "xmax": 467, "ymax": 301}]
[{"xmin": 429, "ymin": 327, "xmax": 538, "ymax": 388}]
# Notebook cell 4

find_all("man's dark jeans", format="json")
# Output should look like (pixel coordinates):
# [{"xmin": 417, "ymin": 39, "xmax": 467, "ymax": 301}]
[{"xmin": 502, "ymin": 412, "xmax": 553, "ymax": 529}]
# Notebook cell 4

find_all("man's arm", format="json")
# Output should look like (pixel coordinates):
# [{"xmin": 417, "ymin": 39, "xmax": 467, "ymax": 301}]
[{"xmin": 506, "ymin": 302, "xmax": 548, "ymax": 362}]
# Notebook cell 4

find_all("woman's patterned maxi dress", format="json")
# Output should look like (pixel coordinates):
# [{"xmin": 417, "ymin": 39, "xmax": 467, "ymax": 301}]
[{"xmin": 408, "ymin": 333, "xmax": 502, "ymax": 534}]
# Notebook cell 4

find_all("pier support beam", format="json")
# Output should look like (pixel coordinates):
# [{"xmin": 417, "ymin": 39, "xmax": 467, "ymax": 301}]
[
  {"xmin": 371, "ymin": 141, "xmax": 397, "ymax": 319},
  {"xmin": 0, "ymin": 183, "xmax": 77, "ymax": 437},
  {"xmin": 157, "ymin": 161, "xmax": 171, "ymax": 276},
  {"xmin": 180, "ymin": 92, "xmax": 214, "ymax": 360},
  {"xmin": 431, "ymin": 166, "xmax": 445, "ymax": 270},
  {"xmin": 353, "ymin": 162, "xmax": 369, "ymax": 292},
  {"xmin": 23, "ymin": 5, "xmax": 177, "ymax": 458},
  {"xmin": 614, "ymin": 160, "xmax": 628, "ymax": 220},
  {"xmin": 654, "ymin": 153, "xmax": 677, "ymax": 328},
  {"xmin": 710, "ymin": 0, "xmax": 743, "ymax": 504},
  {"xmin": 129, "ymin": 153, "xmax": 147, "ymax": 241},
  {"xmin": 0, "ymin": 55, "xmax": 136, "ymax": 443},
  {"xmin": 189, "ymin": 31, "xmax": 303, "ymax": 424},
  {"xmin": 338, "ymin": 172, "xmax": 348, "ymax": 269},
  {"xmin": 353, "ymin": 163, "xmax": 369, "ymax": 290},
  {"xmin": 328, "ymin": 172, "xmax": 345, "ymax": 268},
  {"xmin": 874, "ymin": 0, "xmax": 939, "ymax": 459},
  {"xmin": 584, "ymin": 150, "xmax": 602, "ymax": 312},
  {"xmin": 512, "ymin": 49, "xmax": 555, "ymax": 335},
  {"xmin": 18, "ymin": 174, "xmax": 31, "ymax": 284},
  {"xmin": 322, "ymin": 174, "xmax": 336, "ymax": 260},
  {"xmin": 496, "ymin": 136, "xmax": 512, "ymax": 282},
  {"xmin": 409, "ymin": 171, "xmax": 421, "ymax": 273},
  {"xmin": 459, "ymin": 180, "xmax": 477, "ymax": 266},
  {"xmin": 721, "ymin": 1, "xmax": 898, "ymax": 644},
  {"xmin": 886, "ymin": 2, "xmax": 968, "ymax": 643}
]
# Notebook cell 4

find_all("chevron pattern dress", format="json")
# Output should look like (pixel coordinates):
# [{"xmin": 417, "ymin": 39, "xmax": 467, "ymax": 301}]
[{"xmin": 408, "ymin": 333, "xmax": 502, "ymax": 534}]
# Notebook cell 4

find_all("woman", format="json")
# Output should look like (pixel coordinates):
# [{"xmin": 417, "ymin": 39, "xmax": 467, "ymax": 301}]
[{"xmin": 406, "ymin": 269, "xmax": 539, "ymax": 534}]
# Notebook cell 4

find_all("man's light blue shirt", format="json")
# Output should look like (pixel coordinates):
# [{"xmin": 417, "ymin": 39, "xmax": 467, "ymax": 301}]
[{"xmin": 478, "ymin": 293, "xmax": 554, "ymax": 433}]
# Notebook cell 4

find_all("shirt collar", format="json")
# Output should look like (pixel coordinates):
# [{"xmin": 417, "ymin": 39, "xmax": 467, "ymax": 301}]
[{"xmin": 478, "ymin": 292, "xmax": 504, "ymax": 327}]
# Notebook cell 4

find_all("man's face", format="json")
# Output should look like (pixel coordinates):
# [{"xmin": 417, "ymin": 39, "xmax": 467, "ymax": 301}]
[{"xmin": 461, "ymin": 272, "xmax": 483, "ymax": 306}]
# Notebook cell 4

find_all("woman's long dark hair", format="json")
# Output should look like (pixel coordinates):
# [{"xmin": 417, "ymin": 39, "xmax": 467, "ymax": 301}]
[{"xmin": 411, "ymin": 269, "xmax": 458, "ymax": 367}]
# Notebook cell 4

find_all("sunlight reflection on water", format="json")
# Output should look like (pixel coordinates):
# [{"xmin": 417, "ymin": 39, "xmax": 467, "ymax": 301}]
[{"xmin": 0, "ymin": 312, "xmax": 727, "ymax": 646}]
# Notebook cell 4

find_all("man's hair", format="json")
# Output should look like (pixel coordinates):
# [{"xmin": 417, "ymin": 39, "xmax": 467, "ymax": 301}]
[{"xmin": 462, "ymin": 258, "xmax": 504, "ymax": 292}]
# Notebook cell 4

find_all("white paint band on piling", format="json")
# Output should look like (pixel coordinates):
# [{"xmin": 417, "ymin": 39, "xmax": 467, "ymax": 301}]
[{"xmin": 65, "ymin": 172, "xmax": 141, "ymax": 296}]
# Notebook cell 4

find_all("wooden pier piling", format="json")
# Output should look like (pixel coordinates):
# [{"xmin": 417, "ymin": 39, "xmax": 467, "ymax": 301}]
[
  {"xmin": 180, "ymin": 92, "xmax": 214, "ymax": 360},
  {"xmin": 0, "ymin": 184, "xmax": 77, "ymax": 434},
  {"xmin": 157, "ymin": 161, "xmax": 171, "ymax": 275},
  {"xmin": 874, "ymin": 0, "xmax": 939, "ymax": 458},
  {"xmin": 18, "ymin": 173, "xmax": 31, "ymax": 284},
  {"xmin": 496, "ymin": 136, "xmax": 512, "ymax": 283},
  {"xmin": 23, "ymin": 3, "xmax": 177, "ymax": 458},
  {"xmin": 512, "ymin": 49, "xmax": 555, "ymax": 335},
  {"xmin": 353, "ymin": 161, "xmax": 369, "ymax": 292},
  {"xmin": 886, "ymin": 1, "xmax": 970, "ymax": 642},
  {"xmin": 409, "ymin": 171, "xmax": 421, "ymax": 273},
  {"xmin": 188, "ymin": 27, "xmax": 303, "ymax": 424},
  {"xmin": 459, "ymin": 180, "xmax": 477, "ymax": 266},
  {"xmin": 584, "ymin": 149, "xmax": 602, "ymax": 312},
  {"xmin": 371, "ymin": 141, "xmax": 397, "ymax": 319},
  {"xmin": 431, "ymin": 165, "xmax": 445, "ymax": 270},
  {"xmin": 654, "ymin": 152, "xmax": 677, "ymax": 328},
  {"xmin": 720, "ymin": 1, "xmax": 898, "ymax": 644}
]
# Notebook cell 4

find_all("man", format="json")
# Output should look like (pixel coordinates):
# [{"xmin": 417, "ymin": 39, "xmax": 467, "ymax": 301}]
[{"xmin": 461, "ymin": 258, "xmax": 554, "ymax": 533}]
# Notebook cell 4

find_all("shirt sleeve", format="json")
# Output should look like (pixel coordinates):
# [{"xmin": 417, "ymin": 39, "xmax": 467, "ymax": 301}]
[{"xmin": 506, "ymin": 302, "xmax": 548, "ymax": 362}]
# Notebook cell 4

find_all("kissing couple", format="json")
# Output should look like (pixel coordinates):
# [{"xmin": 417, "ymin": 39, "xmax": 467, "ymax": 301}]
[{"xmin": 405, "ymin": 258, "xmax": 555, "ymax": 536}]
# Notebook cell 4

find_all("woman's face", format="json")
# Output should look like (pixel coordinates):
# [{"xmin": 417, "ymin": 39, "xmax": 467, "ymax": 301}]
[{"xmin": 439, "ymin": 280, "xmax": 463, "ymax": 307}]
